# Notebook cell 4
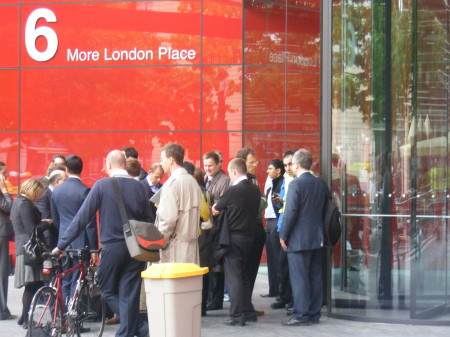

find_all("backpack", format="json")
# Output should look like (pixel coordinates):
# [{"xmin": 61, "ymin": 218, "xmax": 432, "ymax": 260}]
[{"xmin": 323, "ymin": 192, "xmax": 342, "ymax": 247}]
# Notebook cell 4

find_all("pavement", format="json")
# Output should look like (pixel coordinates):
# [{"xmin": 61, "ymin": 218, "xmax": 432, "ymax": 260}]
[{"xmin": 1, "ymin": 269, "xmax": 449, "ymax": 337}]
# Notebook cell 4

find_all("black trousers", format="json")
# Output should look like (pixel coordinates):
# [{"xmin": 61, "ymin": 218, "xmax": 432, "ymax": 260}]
[
  {"xmin": 0, "ymin": 235, "xmax": 11, "ymax": 319},
  {"xmin": 247, "ymin": 223, "xmax": 265, "ymax": 293},
  {"xmin": 223, "ymin": 234, "xmax": 254, "ymax": 320},
  {"xmin": 278, "ymin": 247, "xmax": 292, "ymax": 304},
  {"xmin": 97, "ymin": 241, "xmax": 147, "ymax": 337},
  {"xmin": 265, "ymin": 218, "xmax": 280, "ymax": 296}
]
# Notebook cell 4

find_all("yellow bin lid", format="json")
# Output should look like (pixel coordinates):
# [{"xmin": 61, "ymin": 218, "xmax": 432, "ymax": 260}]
[{"xmin": 142, "ymin": 263, "xmax": 209, "ymax": 279}]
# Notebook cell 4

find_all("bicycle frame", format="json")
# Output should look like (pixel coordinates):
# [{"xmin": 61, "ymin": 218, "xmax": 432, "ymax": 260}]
[{"xmin": 34, "ymin": 250, "xmax": 89, "ymax": 330}]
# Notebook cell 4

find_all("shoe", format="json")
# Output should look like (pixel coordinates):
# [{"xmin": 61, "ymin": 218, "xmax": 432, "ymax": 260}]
[
  {"xmin": 245, "ymin": 312, "xmax": 258, "ymax": 322},
  {"xmin": 260, "ymin": 293, "xmax": 276, "ymax": 298},
  {"xmin": 286, "ymin": 308, "xmax": 293, "ymax": 316},
  {"xmin": 106, "ymin": 316, "xmax": 120, "ymax": 325},
  {"xmin": 206, "ymin": 303, "xmax": 223, "ymax": 311},
  {"xmin": 254, "ymin": 310, "xmax": 264, "ymax": 317},
  {"xmin": 223, "ymin": 293, "xmax": 230, "ymax": 302},
  {"xmin": 281, "ymin": 317, "xmax": 311, "ymax": 326},
  {"xmin": 0, "ymin": 314, "xmax": 16, "ymax": 320},
  {"xmin": 224, "ymin": 318, "xmax": 245, "ymax": 326},
  {"xmin": 271, "ymin": 301, "xmax": 287, "ymax": 309},
  {"xmin": 285, "ymin": 303, "xmax": 293, "ymax": 310}
]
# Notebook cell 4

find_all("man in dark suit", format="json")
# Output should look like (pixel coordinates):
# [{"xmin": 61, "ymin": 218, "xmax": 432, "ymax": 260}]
[
  {"xmin": 141, "ymin": 163, "xmax": 164, "ymax": 222},
  {"xmin": 212, "ymin": 158, "xmax": 261, "ymax": 326},
  {"xmin": 36, "ymin": 169, "xmax": 67, "ymax": 249},
  {"xmin": 279, "ymin": 149, "xmax": 327, "ymax": 326},
  {"xmin": 53, "ymin": 150, "xmax": 152, "ymax": 337},
  {"xmin": 51, "ymin": 155, "xmax": 98, "ymax": 303},
  {"xmin": 0, "ymin": 162, "xmax": 14, "ymax": 320}
]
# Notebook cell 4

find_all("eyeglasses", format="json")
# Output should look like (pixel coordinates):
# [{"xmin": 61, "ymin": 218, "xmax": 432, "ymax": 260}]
[{"xmin": 248, "ymin": 161, "xmax": 259, "ymax": 166}]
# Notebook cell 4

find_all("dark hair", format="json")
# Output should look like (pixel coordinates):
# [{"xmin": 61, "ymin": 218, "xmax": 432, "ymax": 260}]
[
  {"xmin": 236, "ymin": 147, "xmax": 255, "ymax": 161},
  {"xmin": 269, "ymin": 159, "xmax": 285, "ymax": 175},
  {"xmin": 65, "ymin": 155, "xmax": 83, "ymax": 174},
  {"xmin": 283, "ymin": 150, "xmax": 295, "ymax": 158},
  {"xmin": 229, "ymin": 158, "xmax": 247, "ymax": 174},
  {"xmin": 126, "ymin": 158, "xmax": 141, "ymax": 177},
  {"xmin": 47, "ymin": 163, "xmax": 67, "ymax": 177},
  {"xmin": 193, "ymin": 167, "xmax": 205, "ymax": 188},
  {"xmin": 121, "ymin": 146, "xmax": 138, "ymax": 159},
  {"xmin": 51, "ymin": 154, "xmax": 66, "ymax": 164},
  {"xmin": 293, "ymin": 149, "xmax": 313, "ymax": 170},
  {"xmin": 183, "ymin": 161, "xmax": 195, "ymax": 176},
  {"xmin": 203, "ymin": 151, "xmax": 220, "ymax": 165},
  {"xmin": 161, "ymin": 143, "xmax": 184, "ymax": 166}
]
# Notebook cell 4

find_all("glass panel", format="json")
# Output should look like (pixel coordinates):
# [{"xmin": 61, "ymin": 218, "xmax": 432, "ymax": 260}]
[
  {"xmin": 0, "ymin": 70, "xmax": 19, "ymax": 131},
  {"xmin": 203, "ymin": 0, "xmax": 242, "ymax": 64},
  {"xmin": 0, "ymin": 133, "xmax": 19, "ymax": 195},
  {"xmin": 0, "ymin": 5, "xmax": 19, "ymax": 67},
  {"xmin": 19, "ymin": 132, "xmax": 201, "ymax": 187},
  {"xmin": 331, "ymin": 0, "xmax": 450, "ymax": 323},
  {"xmin": 202, "ymin": 66, "xmax": 242, "ymax": 131},
  {"xmin": 20, "ymin": 67, "xmax": 201, "ymax": 131},
  {"xmin": 20, "ymin": 2, "xmax": 201, "ymax": 68}
]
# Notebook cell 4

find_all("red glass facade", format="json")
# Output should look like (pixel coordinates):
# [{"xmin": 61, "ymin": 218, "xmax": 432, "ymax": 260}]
[{"xmin": 1, "ymin": 0, "xmax": 320, "ymax": 192}]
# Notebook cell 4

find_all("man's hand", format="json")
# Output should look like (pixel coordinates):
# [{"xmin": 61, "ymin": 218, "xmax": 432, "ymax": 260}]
[
  {"xmin": 272, "ymin": 196, "xmax": 282, "ymax": 205},
  {"xmin": 211, "ymin": 203, "xmax": 220, "ymax": 216},
  {"xmin": 42, "ymin": 219, "xmax": 53, "ymax": 225},
  {"xmin": 90, "ymin": 253, "xmax": 99, "ymax": 266},
  {"xmin": 280, "ymin": 239, "xmax": 287, "ymax": 250},
  {"xmin": 52, "ymin": 247, "xmax": 64, "ymax": 258}
]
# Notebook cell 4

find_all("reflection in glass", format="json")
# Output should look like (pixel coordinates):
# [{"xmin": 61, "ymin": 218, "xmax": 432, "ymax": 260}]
[{"xmin": 331, "ymin": 0, "xmax": 450, "ymax": 323}]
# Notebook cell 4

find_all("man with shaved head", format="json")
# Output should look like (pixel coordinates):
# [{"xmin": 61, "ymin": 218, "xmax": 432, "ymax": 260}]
[
  {"xmin": 211, "ymin": 158, "xmax": 261, "ymax": 326},
  {"xmin": 53, "ymin": 150, "xmax": 153, "ymax": 337}
]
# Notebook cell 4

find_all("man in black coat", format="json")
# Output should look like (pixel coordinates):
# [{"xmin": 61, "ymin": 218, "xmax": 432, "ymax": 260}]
[
  {"xmin": 280, "ymin": 149, "xmax": 328, "ymax": 326},
  {"xmin": 212, "ymin": 158, "xmax": 261, "ymax": 326},
  {"xmin": 0, "ymin": 162, "xmax": 14, "ymax": 320}
]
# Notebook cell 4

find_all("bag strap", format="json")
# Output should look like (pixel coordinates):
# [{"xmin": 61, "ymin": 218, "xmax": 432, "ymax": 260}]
[{"xmin": 111, "ymin": 178, "xmax": 132, "ymax": 235}]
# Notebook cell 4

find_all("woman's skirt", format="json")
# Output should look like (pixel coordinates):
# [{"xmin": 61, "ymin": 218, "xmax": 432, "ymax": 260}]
[{"xmin": 14, "ymin": 254, "xmax": 49, "ymax": 288}]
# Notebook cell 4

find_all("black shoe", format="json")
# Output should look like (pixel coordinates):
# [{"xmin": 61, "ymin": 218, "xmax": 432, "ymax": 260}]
[
  {"xmin": 281, "ymin": 317, "xmax": 311, "ymax": 326},
  {"xmin": 206, "ymin": 303, "xmax": 223, "ymax": 311},
  {"xmin": 285, "ymin": 303, "xmax": 293, "ymax": 310},
  {"xmin": 286, "ymin": 308, "xmax": 294, "ymax": 316},
  {"xmin": 260, "ymin": 293, "xmax": 276, "ymax": 298},
  {"xmin": 245, "ymin": 313, "xmax": 257, "ymax": 322},
  {"xmin": 271, "ymin": 301, "xmax": 288, "ymax": 309},
  {"xmin": 224, "ymin": 318, "xmax": 246, "ymax": 326}
]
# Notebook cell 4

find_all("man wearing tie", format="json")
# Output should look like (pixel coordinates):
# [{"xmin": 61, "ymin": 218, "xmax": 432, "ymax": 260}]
[{"xmin": 141, "ymin": 163, "xmax": 164, "ymax": 222}]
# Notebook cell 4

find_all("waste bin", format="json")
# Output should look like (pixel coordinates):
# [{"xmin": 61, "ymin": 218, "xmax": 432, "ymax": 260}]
[{"xmin": 142, "ymin": 263, "xmax": 209, "ymax": 337}]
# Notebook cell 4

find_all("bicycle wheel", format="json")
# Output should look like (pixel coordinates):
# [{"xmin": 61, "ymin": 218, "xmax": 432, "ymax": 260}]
[
  {"xmin": 73, "ymin": 281, "xmax": 106, "ymax": 337},
  {"xmin": 29, "ymin": 286, "xmax": 64, "ymax": 337}
]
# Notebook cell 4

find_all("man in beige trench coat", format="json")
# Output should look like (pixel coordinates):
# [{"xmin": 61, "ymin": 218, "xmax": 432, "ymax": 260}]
[{"xmin": 156, "ymin": 143, "xmax": 202, "ymax": 264}]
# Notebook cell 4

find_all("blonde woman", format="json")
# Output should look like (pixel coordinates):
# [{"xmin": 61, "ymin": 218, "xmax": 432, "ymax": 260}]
[{"xmin": 11, "ymin": 178, "xmax": 52, "ymax": 329}]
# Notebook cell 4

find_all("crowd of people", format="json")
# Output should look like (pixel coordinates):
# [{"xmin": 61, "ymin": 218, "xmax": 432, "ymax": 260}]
[{"xmin": 0, "ymin": 143, "xmax": 330, "ymax": 336}]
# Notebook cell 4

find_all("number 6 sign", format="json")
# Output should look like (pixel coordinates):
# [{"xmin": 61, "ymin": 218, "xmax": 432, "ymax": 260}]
[{"xmin": 25, "ymin": 8, "xmax": 58, "ymax": 62}]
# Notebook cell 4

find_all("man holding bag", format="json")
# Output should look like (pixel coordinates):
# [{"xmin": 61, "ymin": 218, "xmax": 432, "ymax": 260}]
[{"xmin": 53, "ymin": 150, "xmax": 153, "ymax": 337}]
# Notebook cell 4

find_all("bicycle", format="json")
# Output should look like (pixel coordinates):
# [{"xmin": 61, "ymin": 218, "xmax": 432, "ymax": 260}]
[{"xmin": 28, "ymin": 246, "xmax": 106, "ymax": 337}]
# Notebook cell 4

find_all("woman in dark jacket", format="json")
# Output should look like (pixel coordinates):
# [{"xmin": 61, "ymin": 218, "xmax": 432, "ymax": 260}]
[{"xmin": 11, "ymin": 178, "xmax": 52, "ymax": 328}]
